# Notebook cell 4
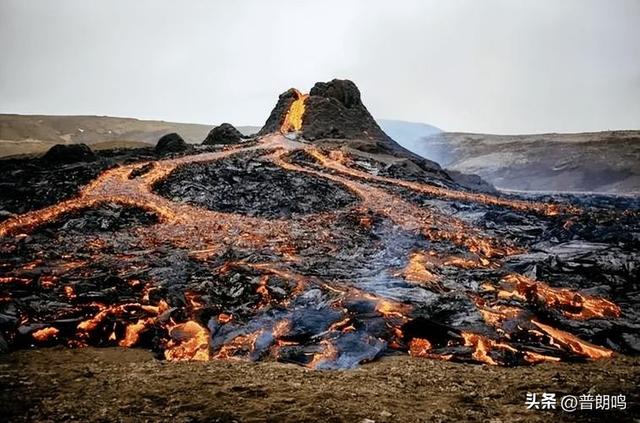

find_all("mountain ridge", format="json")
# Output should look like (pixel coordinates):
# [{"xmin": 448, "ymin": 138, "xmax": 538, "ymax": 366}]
[{"xmin": 411, "ymin": 131, "xmax": 640, "ymax": 194}]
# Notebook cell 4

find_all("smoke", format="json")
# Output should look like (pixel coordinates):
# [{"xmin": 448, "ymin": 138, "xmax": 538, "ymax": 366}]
[{"xmin": 377, "ymin": 119, "xmax": 444, "ymax": 162}]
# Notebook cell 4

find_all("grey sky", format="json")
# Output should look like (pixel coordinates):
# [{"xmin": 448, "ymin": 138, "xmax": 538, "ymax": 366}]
[{"xmin": 1, "ymin": 0, "xmax": 638, "ymax": 134}]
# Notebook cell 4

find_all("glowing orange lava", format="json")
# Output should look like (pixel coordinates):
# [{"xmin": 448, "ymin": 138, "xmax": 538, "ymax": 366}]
[
  {"xmin": 408, "ymin": 337, "xmax": 432, "ymax": 356},
  {"xmin": 119, "ymin": 318, "xmax": 153, "ymax": 347},
  {"xmin": 461, "ymin": 332, "xmax": 518, "ymax": 365},
  {"xmin": 307, "ymin": 339, "xmax": 338, "ymax": 369},
  {"xmin": 401, "ymin": 252, "xmax": 440, "ymax": 285},
  {"xmin": 32, "ymin": 327, "xmax": 59, "ymax": 342},
  {"xmin": 280, "ymin": 89, "xmax": 308, "ymax": 133},
  {"xmin": 500, "ymin": 274, "xmax": 621, "ymax": 320},
  {"xmin": 164, "ymin": 320, "xmax": 211, "ymax": 361},
  {"xmin": 531, "ymin": 320, "xmax": 613, "ymax": 359}
]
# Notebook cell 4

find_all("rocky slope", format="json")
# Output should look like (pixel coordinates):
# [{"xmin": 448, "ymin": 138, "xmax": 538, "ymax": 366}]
[{"xmin": 412, "ymin": 131, "xmax": 640, "ymax": 194}]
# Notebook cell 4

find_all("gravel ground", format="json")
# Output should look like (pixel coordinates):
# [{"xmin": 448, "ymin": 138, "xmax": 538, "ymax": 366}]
[{"xmin": 1, "ymin": 347, "xmax": 638, "ymax": 422}]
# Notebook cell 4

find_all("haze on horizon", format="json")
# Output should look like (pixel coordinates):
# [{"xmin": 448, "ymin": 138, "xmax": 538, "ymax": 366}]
[{"xmin": 0, "ymin": 0, "xmax": 638, "ymax": 134}]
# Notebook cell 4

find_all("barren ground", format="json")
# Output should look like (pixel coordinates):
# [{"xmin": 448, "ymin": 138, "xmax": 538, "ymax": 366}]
[{"xmin": 1, "ymin": 347, "xmax": 638, "ymax": 422}]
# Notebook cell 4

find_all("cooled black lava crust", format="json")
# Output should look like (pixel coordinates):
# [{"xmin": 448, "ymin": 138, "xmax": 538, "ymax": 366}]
[
  {"xmin": 154, "ymin": 156, "xmax": 359, "ymax": 218},
  {"xmin": 38, "ymin": 203, "xmax": 159, "ymax": 233}
]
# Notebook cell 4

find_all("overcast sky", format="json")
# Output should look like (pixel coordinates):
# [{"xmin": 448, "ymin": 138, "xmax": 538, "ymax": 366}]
[{"xmin": 1, "ymin": 0, "xmax": 638, "ymax": 134}]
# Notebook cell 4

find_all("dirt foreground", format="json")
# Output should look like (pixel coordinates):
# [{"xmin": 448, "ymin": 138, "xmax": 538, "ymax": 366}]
[{"xmin": 0, "ymin": 348, "xmax": 638, "ymax": 422}]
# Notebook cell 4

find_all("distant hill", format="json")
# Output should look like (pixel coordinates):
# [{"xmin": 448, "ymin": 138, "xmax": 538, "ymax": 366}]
[
  {"xmin": 413, "ymin": 131, "xmax": 640, "ymax": 194},
  {"xmin": 0, "ymin": 114, "xmax": 259, "ymax": 158}
]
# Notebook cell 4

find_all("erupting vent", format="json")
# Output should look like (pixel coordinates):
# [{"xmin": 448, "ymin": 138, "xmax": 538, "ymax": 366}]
[{"xmin": 280, "ymin": 89, "xmax": 308, "ymax": 134}]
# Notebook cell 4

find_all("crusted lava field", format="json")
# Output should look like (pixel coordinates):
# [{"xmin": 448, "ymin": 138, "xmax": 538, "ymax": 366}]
[{"xmin": 0, "ymin": 80, "xmax": 639, "ymax": 370}]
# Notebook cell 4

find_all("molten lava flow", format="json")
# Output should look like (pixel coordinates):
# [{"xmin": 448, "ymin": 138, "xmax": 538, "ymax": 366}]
[
  {"xmin": 531, "ymin": 320, "xmax": 613, "ymax": 359},
  {"xmin": 271, "ymin": 149, "xmax": 517, "ymax": 261},
  {"xmin": 460, "ymin": 332, "xmax": 518, "ymax": 366},
  {"xmin": 354, "ymin": 292, "xmax": 412, "ymax": 321},
  {"xmin": 307, "ymin": 339, "xmax": 338, "ymax": 369},
  {"xmin": 213, "ymin": 331, "xmax": 262, "ymax": 360},
  {"xmin": 0, "ymin": 277, "xmax": 31, "ymax": 286},
  {"xmin": 399, "ymin": 251, "xmax": 498, "ymax": 290},
  {"xmin": 375, "ymin": 299, "xmax": 410, "ymax": 319},
  {"xmin": 401, "ymin": 252, "xmax": 440, "ymax": 285},
  {"xmin": 280, "ymin": 89, "xmax": 308, "ymax": 133},
  {"xmin": 500, "ymin": 274, "xmax": 621, "ymax": 320},
  {"xmin": 63, "ymin": 285, "xmax": 76, "ymax": 300},
  {"xmin": 303, "ymin": 147, "xmax": 578, "ymax": 217},
  {"xmin": 523, "ymin": 351, "xmax": 561, "ymax": 364},
  {"xmin": 217, "ymin": 313, "xmax": 233, "ymax": 324},
  {"xmin": 407, "ymin": 338, "xmax": 454, "ymax": 361},
  {"xmin": 164, "ymin": 320, "xmax": 210, "ymax": 361},
  {"xmin": 119, "ymin": 318, "xmax": 153, "ymax": 347},
  {"xmin": 39, "ymin": 275, "xmax": 57, "ymax": 289},
  {"xmin": 272, "ymin": 320, "xmax": 291, "ymax": 338},
  {"xmin": 256, "ymin": 275, "xmax": 272, "ymax": 307},
  {"xmin": 0, "ymin": 135, "xmax": 290, "ymax": 239},
  {"xmin": 0, "ymin": 132, "xmax": 622, "ymax": 367},
  {"xmin": 76, "ymin": 305, "xmax": 110, "ymax": 333},
  {"xmin": 328, "ymin": 317, "xmax": 354, "ymax": 333},
  {"xmin": 443, "ymin": 256, "xmax": 491, "ymax": 269},
  {"xmin": 474, "ymin": 302, "xmax": 525, "ymax": 329},
  {"xmin": 408, "ymin": 338, "xmax": 432, "ymax": 356},
  {"xmin": 184, "ymin": 291, "xmax": 205, "ymax": 310},
  {"xmin": 32, "ymin": 327, "xmax": 59, "ymax": 342}
]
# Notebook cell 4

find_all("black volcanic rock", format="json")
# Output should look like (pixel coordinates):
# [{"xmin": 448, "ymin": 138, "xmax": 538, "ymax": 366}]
[
  {"xmin": 155, "ymin": 133, "xmax": 188, "ymax": 153},
  {"xmin": 203, "ymin": 123, "xmax": 245, "ymax": 145},
  {"xmin": 0, "ymin": 148, "xmax": 157, "ymax": 222},
  {"xmin": 155, "ymin": 153, "xmax": 358, "ymax": 218},
  {"xmin": 302, "ymin": 79, "xmax": 389, "ymax": 142},
  {"xmin": 41, "ymin": 143, "xmax": 96, "ymax": 164}
]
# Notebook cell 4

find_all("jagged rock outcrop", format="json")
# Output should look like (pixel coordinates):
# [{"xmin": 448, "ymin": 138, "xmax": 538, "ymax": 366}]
[
  {"xmin": 155, "ymin": 133, "xmax": 188, "ymax": 153},
  {"xmin": 203, "ymin": 123, "xmax": 245, "ymax": 145},
  {"xmin": 41, "ymin": 143, "xmax": 96, "ymax": 164},
  {"xmin": 301, "ymin": 79, "xmax": 390, "ymax": 142}
]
